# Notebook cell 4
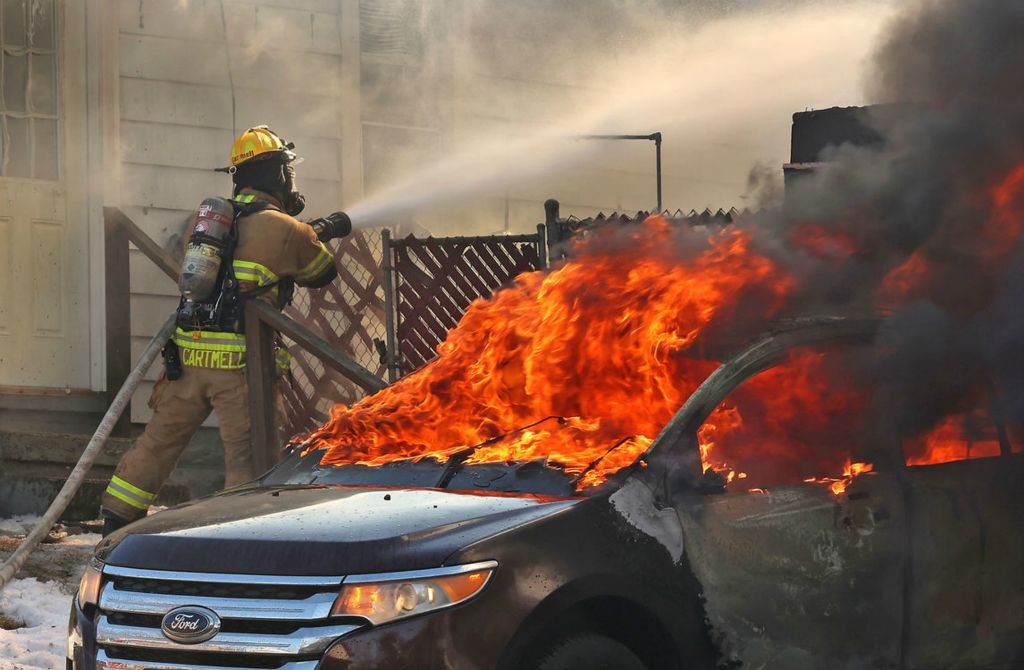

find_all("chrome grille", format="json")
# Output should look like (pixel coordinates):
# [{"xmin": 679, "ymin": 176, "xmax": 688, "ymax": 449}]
[
  {"xmin": 100, "ymin": 583, "xmax": 338, "ymax": 620},
  {"xmin": 95, "ymin": 650, "xmax": 319, "ymax": 670},
  {"xmin": 96, "ymin": 564, "xmax": 362, "ymax": 670}
]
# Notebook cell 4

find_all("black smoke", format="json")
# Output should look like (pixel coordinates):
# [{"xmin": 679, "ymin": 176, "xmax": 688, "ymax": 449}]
[{"xmin": 758, "ymin": 0, "xmax": 1024, "ymax": 451}]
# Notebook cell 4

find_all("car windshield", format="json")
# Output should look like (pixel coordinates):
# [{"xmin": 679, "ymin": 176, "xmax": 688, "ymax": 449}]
[
  {"xmin": 260, "ymin": 322, "xmax": 880, "ymax": 498},
  {"xmin": 259, "ymin": 444, "xmax": 592, "ymax": 497},
  {"xmin": 262, "ymin": 411, "xmax": 651, "ymax": 497}
]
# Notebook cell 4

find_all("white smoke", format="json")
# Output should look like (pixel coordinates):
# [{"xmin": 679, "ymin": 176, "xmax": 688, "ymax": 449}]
[{"xmin": 347, "ymin": 1, "xmax": 895, "ymax": 230}]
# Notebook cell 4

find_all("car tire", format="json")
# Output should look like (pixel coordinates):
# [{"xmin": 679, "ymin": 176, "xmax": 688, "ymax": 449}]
[{"xmin": 533, "ymin": 632, "xmax": 646, "ymax": 670}]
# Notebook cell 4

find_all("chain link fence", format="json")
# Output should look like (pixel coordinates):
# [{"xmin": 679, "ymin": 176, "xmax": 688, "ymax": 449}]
[{"xmin": 280, "ymin": 228, "xmax": 388, "ymax": 437}]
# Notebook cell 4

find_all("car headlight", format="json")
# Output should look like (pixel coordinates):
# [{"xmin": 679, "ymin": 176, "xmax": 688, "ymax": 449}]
[
  {"xmin": 77, "ymin": 559, "xmax": 104, "ymax": 611},
  {"xmin": 331, "ymin": 561, "xmax": 497, "ymax": 625}
]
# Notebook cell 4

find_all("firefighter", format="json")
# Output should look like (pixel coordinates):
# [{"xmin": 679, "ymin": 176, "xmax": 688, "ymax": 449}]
[{"xmin": 100, "ymin": 126, "xmax": 339, "ymax": 536}]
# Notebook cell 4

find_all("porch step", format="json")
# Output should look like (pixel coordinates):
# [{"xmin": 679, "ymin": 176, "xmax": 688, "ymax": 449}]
[
  {"xmin": 0, "ymin": 406, "xmax": 106, "ymax": 436},
  {"xmin": 0, "ymin": 427, "xmax": 227, "ymax": 519},
  {"xmin": 0, "ymin": 471, "xmax": 189, "ymax": 521}
]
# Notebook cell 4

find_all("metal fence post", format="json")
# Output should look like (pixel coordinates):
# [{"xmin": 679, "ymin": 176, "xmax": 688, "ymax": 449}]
[
  {"xmin": 381, "ymin": 229, "xmax": 400, "ymax": 383},
  {"xmin": 575, "ymin": 134, "xmax": 662, "ymax": 213},
  {"xmin": 535, "ymin": 223, "xmax": 548, "ymax": 268},
  {"xmin": 245, "ymin": 301, "xmax": 279, "ymax": 474},
  {"xmin": 653, "ymin": 131, "xmax": 663, "ymax": 213}
]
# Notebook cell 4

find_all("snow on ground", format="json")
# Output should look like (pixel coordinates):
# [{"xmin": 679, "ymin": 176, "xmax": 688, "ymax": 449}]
[
  {"xmin": 0, "ymin": 578, "xmax": 74, "ymax": 670},
  {"xmin": 0, "ymin": 517, "xmax": 100, "ymax": 670},
  {"xmin": 0, "ymin": 516, "xmax": 41, "ymax": 536}
]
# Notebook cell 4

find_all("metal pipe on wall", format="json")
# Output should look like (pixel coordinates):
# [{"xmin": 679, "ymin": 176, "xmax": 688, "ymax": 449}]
[{"xmin": 577, "ymin": 133, "xmax": 663, "ymax": 212}]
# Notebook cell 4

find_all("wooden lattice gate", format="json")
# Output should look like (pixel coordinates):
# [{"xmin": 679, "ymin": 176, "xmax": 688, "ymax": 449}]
[
  {"xmin": 278, "ymin": 225, "xmax": 548, "ymax": 436},
  {"xmin": 382, "ymin": 227, "xmax": 548, "ymax": 381}
]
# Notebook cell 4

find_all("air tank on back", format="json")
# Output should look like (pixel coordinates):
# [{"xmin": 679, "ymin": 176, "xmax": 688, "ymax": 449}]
[{"xmin": 179, "ymin": 197, "xmax": 236, "ymax": 301}]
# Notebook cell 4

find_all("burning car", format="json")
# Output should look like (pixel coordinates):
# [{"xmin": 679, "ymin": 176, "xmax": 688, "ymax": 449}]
[{"xmin": 67, "ymin": 314, "xmax": 1023, "ymax": 670}]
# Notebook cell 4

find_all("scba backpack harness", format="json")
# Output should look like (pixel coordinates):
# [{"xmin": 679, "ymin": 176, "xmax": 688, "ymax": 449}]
[{"xmin": 163, "ymin": 195, "xmax": 294, "ymax": 378}]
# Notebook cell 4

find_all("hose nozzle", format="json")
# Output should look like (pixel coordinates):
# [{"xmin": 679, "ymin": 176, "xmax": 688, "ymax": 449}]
[{"xmin": 310, "ymin": 211, "xmax": 352, "ymax": 242}]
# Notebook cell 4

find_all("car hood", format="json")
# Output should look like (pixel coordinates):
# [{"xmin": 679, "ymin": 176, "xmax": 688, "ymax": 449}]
[{"xmin": 96, "ymin": 485, "xmax": 583, "ymax": 575}]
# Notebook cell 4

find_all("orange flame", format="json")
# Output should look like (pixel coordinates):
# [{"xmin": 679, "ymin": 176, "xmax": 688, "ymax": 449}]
[
  {"xmin": 981, "ymin": 165, "xmax": 1024, "ymax": 272},
  {"xmin": 304, "ymin": 219, "xmax": 795, "ymax": 489},
  {"xmin": 803, "ymin": 460, "xmax": 874, "ymax": 496},
  {"xmin": 879, "ymin": 251, "xmax": 929, "ymax": 304},
  {"xmin": 791, "ymin": 223, "xmax": 859, "ymax": 260},
  {"xmin": 877, "ymin": 163, "xmax": 1024, "ymax": 468},
  {"xmin": 905, "ymin": 412, "xmax": 1004, "ymax": 466},
  {"xmin": 879, "ymin": 163, "xmax": 1024, "ymax": 308},
  {"xmin": 302, "ymin": 163, "xmax": 1023, "ymax": 494}
]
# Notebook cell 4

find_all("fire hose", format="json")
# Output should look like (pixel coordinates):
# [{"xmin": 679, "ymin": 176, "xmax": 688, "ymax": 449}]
[{"xmin": 0, "ymin": 314, "xmax": 177, "ymax": 592}]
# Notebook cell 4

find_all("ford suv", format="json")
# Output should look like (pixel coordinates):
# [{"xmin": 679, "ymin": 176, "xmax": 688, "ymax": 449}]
[{"xmin": 68, "ymin": 318, "xmax": 1024, "ymax": 670}]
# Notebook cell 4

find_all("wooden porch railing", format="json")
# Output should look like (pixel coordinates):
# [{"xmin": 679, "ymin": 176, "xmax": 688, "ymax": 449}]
[
  {"xmin": 244, "ymin": 300, "xmax": 386, "ymax": 472},
  {"xmin": 103, "ymin": 207, "xmax": 178, "ymax": 435}
]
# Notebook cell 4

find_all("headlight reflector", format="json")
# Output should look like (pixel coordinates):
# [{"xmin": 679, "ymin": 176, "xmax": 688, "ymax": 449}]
[
  {"xmin": 331, "ymin": 561, "xmax": 496, "ymax": 624},
  {"xmin": 77, "ymin": 559, "xmax": 104, "ymax": 610}
]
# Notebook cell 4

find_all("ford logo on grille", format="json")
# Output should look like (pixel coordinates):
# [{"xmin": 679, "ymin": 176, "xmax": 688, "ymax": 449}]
[{"xmin": 160, "ymin": 606, "xmax": 221, "ymax": 644}]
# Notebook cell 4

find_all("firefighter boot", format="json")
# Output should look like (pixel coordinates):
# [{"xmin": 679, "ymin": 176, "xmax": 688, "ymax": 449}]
[{"xmin": 101, "ymin": 513, "xmax": 132, "ymax": 537}]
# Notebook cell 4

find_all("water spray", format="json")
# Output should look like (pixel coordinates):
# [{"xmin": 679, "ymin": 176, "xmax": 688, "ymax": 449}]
[{"xmin": 336, "ymin": 4, "xmax": 884, "ymax": 230}]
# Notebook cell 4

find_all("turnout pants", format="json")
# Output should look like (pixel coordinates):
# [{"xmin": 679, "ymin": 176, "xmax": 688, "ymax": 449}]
[{"xmin": 101, "ymin": 366, "xmax": 280, "ymax": 522}]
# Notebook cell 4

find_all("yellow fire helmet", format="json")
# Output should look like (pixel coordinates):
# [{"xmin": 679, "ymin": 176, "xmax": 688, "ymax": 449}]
[{"xmin": 218, "ymin": 125, "xmax": 299, "ymax": 173}]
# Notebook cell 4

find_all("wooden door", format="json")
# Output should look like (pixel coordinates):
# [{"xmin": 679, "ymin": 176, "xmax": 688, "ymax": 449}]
[{"xmin": 0, "ymin": 0, "xmax": 89, "ymax": 388}]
